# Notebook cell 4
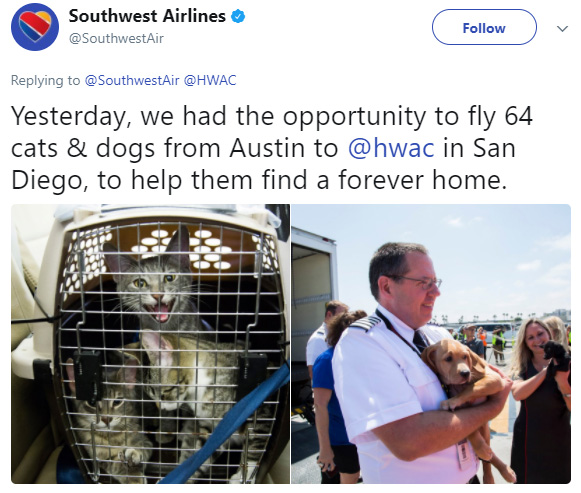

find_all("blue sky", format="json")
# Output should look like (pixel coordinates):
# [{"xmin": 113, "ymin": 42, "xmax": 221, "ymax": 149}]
[{"xmin": 291, "ymin": 205, "xmax": 570, "ymax": 323}]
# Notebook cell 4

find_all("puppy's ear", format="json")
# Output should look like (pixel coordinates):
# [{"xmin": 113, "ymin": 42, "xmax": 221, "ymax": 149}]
[
  {"xmin": 469, "ymin": 348, "xmax": 487, "ymax": 379},
  {"xmin": 422, "ymin": 344, "xmax": 439, "ymax": 374}
]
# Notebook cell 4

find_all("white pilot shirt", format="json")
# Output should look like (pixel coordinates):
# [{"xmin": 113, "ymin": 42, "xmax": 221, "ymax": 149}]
[
  {"xmin": 306, "ymin": 323, "xmax": 329, "ymax": 366},
  {"xmin": 332, "ymin": 305, "xmax": 479, "ymax": 484}
]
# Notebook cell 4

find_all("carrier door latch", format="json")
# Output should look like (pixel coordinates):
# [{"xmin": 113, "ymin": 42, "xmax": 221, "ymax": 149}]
[
  {"xmin": 236, "ymin": 354, "xmax": 268, "ymax": 401},
  {"xmin": 73, "ymin": 350, "xmax": 102, "ymax": 405}
]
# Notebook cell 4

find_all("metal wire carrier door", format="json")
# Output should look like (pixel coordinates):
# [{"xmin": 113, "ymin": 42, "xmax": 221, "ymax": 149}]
[{"xmin": 56, "ymin": 219, "xmax": 286, "ymax": 483}]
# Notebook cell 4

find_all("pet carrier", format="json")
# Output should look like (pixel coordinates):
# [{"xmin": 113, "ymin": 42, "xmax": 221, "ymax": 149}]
[{"xmin": 12, "ymin": 205, "xmax": 290, "ymax": 484}]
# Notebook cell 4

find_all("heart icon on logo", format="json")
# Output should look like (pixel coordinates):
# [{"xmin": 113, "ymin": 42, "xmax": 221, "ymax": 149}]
[{"xmin": 19, "ymin": 11, "xmax": 51, "ymax": 42}]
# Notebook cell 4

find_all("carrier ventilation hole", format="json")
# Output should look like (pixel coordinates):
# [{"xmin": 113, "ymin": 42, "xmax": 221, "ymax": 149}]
[
  {"xmin": 141, "ymin": 238, "xmax": 158, "ymax": 246},
  {"xmin": 194, "ymin": 246, "xmax": 211, "ymax": 253},
  {"xmin": 193, "ymin": 261, "xmax": 210, "ymax": 269},
  {"xmin": 150, "ymin": 229, "xmax": 168, "ymax": 238},
  {"xmin": 214, "ymin": 261, "xmax": 231, "ymax": 270},
  {"xmin": 194, "ymin": 229, "xmax": 212, "ymax": 239}
]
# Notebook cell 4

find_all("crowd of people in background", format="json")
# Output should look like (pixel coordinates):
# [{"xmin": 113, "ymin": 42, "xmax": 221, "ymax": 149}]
[{"xmin": 303, "ymin": 242, "xmax": 570, "ymax": 484}]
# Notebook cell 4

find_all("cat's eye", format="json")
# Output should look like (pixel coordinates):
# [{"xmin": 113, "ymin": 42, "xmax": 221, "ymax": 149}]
[
  {"xmin": 112, "ymin": 399, "xmax": 123, "ymax": 407},
  {"xmin": 133, "ymin": 278, "xmax": 148, "ymax": 288},
  {"xmin": 164, "ymin": 274, "xmax": 176, "ymax": 283},
  {"xmin": 162, "ymin": 387, "xmax": 176, "ymax": 397}
]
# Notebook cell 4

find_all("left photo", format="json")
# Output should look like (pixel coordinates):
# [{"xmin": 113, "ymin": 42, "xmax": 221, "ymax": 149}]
[{"xmin": 11, "ymin": 204, "xmax": 290, "ymax": 484}]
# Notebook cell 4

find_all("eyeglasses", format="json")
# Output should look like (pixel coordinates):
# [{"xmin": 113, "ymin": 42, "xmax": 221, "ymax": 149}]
[{"xmin": 389, "ymin": 276, "xmax": 442, "ymax": 291}]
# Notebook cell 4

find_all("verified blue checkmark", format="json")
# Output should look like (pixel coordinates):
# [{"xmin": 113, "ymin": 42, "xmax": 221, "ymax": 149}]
[{"xmin": 231, "ymin": 10, "xmax": 245, "ymax": 23}]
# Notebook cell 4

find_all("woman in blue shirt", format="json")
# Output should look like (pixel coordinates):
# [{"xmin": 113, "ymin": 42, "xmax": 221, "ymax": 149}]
[{"xmin": 313, "ymin": 310, "xmax": 366, "ymax": 484}]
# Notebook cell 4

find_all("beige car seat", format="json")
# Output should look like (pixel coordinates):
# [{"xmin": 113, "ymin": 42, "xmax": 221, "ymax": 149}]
[{"xmin": 11, "ymin": 206, "xmax": 63, "ymax": 483}]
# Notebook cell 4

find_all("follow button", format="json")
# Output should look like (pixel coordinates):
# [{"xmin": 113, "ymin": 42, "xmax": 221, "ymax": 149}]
[{"xmin": 433, "ymin": 9, "xmax": 537, "ymax": 45}]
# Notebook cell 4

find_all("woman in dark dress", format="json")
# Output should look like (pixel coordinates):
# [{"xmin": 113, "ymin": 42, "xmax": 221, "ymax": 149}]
[{"xmin": 509, "ymin": 318, "xmax": 571, "ymax": 484}]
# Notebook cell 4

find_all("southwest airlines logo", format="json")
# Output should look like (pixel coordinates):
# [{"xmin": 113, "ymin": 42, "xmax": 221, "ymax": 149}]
[{"xmin": 12, "ymin": 3, "xmax": 59, "ymax": 51}]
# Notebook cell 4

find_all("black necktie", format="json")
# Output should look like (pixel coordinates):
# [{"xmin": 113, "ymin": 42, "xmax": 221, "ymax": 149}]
[{"xmin": 413, "ymin": 329, "xmax": 428, "ymax": 354}]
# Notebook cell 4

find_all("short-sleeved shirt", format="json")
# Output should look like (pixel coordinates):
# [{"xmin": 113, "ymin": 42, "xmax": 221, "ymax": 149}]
[
  {"xmin": 312, "ymin": 347, "xmax": 351, "ymax": 446},
  {"xmin": 463, "ymin": 338, "xmax": 484, "ymax": 357},
  {"xmin": 332, "ymin": 305, "xmax": 478, "ymax": 484},
  {"xmin": 306, "ymin": 323, "xmax": 329, "ymax": 366}
]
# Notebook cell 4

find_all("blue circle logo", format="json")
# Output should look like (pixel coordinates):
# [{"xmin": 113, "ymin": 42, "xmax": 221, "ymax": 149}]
[{"xmin": 12, "ymin": 3, "xmax": 59, "ymax": 51}]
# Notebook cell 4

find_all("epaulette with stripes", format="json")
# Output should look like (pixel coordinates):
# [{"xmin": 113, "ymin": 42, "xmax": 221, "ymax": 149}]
[{"xmin": 350, "ymin": 315, "xmax": 382, "ymax": 332}]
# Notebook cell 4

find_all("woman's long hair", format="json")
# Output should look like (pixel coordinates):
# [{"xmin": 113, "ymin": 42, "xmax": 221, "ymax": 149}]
[
  {"xmin": 509, "ymin": 318, "xmax": 552, "ymax": 378},
  {"xmin": 326, "ymin": 310, "xmax": 368, "ymax": 347}
]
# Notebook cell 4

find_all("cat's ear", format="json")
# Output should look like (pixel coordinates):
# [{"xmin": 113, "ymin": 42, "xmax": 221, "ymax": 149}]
[
  {"xmin": 102, "ymin": 243, "xmax": 138, "ymax": 282},
  {"xmin": 141, "ymin": 330, "xmax": 174, "ymax": 367},
  {"xmin": 165, "ymin": 226, "xmax": 192, "ymax": 272},
  {"xmin": 117, "ymin": 354, "xmax": 140, "ymax": 390},
  {"xmin": 65, "ymin": 358, "xmax": 76, "ymax": 394}
]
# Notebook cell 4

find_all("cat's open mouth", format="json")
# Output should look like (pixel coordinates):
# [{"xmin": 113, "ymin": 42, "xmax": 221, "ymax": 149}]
[{"xmin": 145, "ymin": 301, "xmax": 174, "ymax": 323}]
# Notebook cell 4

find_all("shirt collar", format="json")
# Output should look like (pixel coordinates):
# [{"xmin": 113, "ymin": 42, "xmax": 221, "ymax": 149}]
[{"xmin": 376, "ymin": 304, "xmax": 426, "ymax": 345}]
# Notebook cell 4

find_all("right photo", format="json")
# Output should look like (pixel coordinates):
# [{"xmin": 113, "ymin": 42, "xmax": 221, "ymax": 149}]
[{"xmin": 290, "ymin": 205, "xmax": 571, "ymax": 484}]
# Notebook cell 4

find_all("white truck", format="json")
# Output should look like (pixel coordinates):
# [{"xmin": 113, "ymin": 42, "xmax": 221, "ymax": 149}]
[{"xmin": 290, "ymin": 227, "xmax": 339, "ymax": 423}]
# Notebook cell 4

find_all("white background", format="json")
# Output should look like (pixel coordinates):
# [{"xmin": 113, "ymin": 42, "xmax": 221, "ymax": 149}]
[{"xmin": 4, "ymin": 0, "xmax": 578, "ymax": 488}]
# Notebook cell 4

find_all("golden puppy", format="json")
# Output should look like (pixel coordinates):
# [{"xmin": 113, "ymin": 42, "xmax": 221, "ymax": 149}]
[{"xmin": 422, "ymin": 339, "xmax": 516, "ymax": 484}]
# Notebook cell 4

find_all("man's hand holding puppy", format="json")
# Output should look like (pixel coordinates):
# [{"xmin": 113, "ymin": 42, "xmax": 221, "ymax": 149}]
[
  {"xmin": 371, "ymin": 376, "xmax": 511, "ymax": 461},
  {"xmin": 484, "ymin": 374, "xmax": 513, "ymax": 409}
]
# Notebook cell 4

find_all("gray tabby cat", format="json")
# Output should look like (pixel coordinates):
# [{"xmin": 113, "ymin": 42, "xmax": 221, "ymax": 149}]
[
  {"xmin": 103, "ymin": 225, "xmax": 201, "ymax": 333},
  {"xmin": 65, "ymin": 356, "xmax": 152, "ymax": 484},
  {"xmin": 141, "ymin": 330, "xmax": 272, "ymax": 483}
]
